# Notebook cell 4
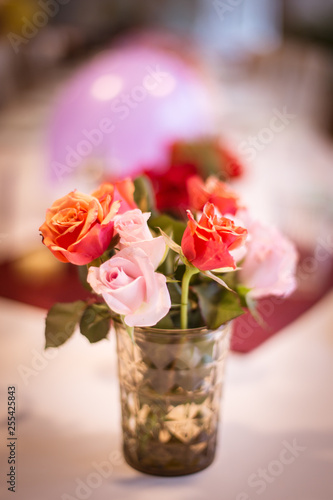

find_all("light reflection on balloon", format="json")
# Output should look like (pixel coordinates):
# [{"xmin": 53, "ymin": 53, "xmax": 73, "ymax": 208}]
[{"xmin": 91, "ymin": 75, "xmax": 123, "ymax": 101}]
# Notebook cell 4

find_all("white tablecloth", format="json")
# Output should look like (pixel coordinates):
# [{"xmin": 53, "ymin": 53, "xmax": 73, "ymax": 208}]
[{"xmin": 0, "ymin": 294, "xmax": 333, "ymax": 500}]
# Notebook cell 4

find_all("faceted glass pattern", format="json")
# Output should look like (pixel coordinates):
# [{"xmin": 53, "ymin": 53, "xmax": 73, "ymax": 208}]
[{"xmin": 115, "ymin": 322, "xmax": 231, "ymax": 476}]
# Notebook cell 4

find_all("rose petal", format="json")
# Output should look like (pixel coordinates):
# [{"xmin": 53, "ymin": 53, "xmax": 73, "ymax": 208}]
[
  {"xmin": 125, "ymin": 274, "xmax": 171, "ymax": 327},
  {"xmin": 121, "ymin": 236, "xmax": 166, "ymax": 270},
  {"xmin": 114, "ymin": 209, "xmax": 152, "ymax": 244},
  {"xmin": 102, "ymin": 276, "xmax": 145, "ymax": 315},
  {"xmin": 240, "ymin": 221, "xmax": 298, "ymax": 298},
  {"xmin": 182, "ymin": 204, "xmax": 246, "ymax": 271},
  {"xmin": 190, "ymin": 237, "xmax": 236, "ymax": 271},
  {"xmin": 87, "ymin": 246, "xmax": 171, "ymax": 327},
  {"xmin": 40, "ymin": 187, "xmax": 119, "ymax": 265}
]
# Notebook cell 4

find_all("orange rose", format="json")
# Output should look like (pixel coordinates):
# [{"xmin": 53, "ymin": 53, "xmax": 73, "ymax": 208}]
[
  {"xmin": 92, "ymin": 179, "xmax": 137, "ymax": 216},
  {"xmin": 40, "ymin": 180, "xmax": 137, "ymax": 265},
  {"xmin": 187, "ymin": 175, "xmax": 240, "ymax": 215}
]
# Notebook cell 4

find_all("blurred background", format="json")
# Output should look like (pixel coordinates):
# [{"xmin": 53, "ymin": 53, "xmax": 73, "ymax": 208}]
[{"xmin": 0, "ymin": 0, "xmax": 332, "ymax": 345}]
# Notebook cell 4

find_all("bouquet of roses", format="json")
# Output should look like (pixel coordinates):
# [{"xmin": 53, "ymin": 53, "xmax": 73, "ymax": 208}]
[{"xmin": 39, "ymin": 142, "xmax": 298, "ymax": 346}]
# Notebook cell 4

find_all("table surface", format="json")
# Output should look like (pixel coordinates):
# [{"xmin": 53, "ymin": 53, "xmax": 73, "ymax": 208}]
[{"xmin": 0, "ymin": 293, "xmax": 333, "ymax": 500}]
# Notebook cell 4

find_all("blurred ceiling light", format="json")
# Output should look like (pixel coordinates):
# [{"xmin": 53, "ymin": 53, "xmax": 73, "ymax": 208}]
[{"xmin": 91, "ymin": 74, "xmax": 123, "ymax": 101}]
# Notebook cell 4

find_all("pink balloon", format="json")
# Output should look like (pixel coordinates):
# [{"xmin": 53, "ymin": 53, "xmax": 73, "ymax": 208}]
[{"xmin": 49, "ymin": 45, "xmax": 215, "ymax": 181}]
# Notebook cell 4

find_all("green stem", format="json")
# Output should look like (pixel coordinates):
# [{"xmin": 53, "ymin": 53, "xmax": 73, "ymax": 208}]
[
  {"xmin": 181, "ymin": 266, "xmax": 199, "ymax": 330},
  {"xmin": 120, "ymin": 315, "xmax": 134, "ymax": 343}
]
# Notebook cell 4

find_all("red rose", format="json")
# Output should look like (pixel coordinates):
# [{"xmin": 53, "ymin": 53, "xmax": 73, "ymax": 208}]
[
  {"xmin": 181, "ymin": 203, "xmax": 247, "ymax": 271},
  {"xmin": 145, "ymin": 163, "xmax": 198, "ymax": 212},
  {"xmin": 218, "ymin": 143, "xmax": 244, "ymax": 178},
  {"xmin": 187, "ymin": 175, "xmax": 241, "ymax": 215}
]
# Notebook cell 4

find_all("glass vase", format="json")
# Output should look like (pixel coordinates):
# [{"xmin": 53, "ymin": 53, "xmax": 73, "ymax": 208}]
[{"xmin": 114, "ymin": 321, "xmax": 231, "ymax": 476}]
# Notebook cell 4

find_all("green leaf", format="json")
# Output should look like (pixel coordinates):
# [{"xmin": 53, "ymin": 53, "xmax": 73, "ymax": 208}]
[
  {"xmin": 77, "ymin": 265, "xmax": 92, "ymax": 292},
  {"xmin": 157, "ymin": 228, "xmax": 194, "ymax": 270},
  {"xmin": 165, "ymin": 277, "xmax": 180, "ymax": 284},
  {"xmin": 134, "ymin": 175, "xmax": 156, "ymax": 213},
  {"xmin": 107, "ymin": 232, "xmax": 121, "ymax": 252},
  {"xmin": 244, "ymin": 294, "xmax": 268, "ymax": 328},
  {"xmin": 172, "ymin": 140, "xmax": 222, "ymax": 179},
  {"xmin": 167, "ymin": 281, "xmax": 182, "ymax": 306},
  {"xmin": 45, "ymin": 301, "xmax": 86, "ymax": 348},
  {"xmin": 236, "ymin": 284, "xmax": 252, "ymax": 308},
  {"xmin": 154, "ymin": 314, "xmax": 175, "ymax": 329},
  {"xmin": 187, "ymin": 307, "xmax": 205, "ymax": 329},
  {"xmin": 149, "ymin": 216, "xmax": 187, "ymax": 276},
  {"xmin": 79, "ymin": 303, "xmax": 111, "ymax": 343},
  {"xmin": 158, "ymin": 229, "xmax": 182, "ymax": 255},
  {"xmin": 218, "ymin": 271, "xmax": 239, "ymax": 289},
  {"xmin": 118, "ymin": 316, "xmax": 135, "ymax": 343},
  {"xmin": 234, "ymin": 284, "xmax": 266, "ymax": 327},
  {"xmin": 201, "ymin": 270, "xmax": 234, "ymax": 292},
  {"xmin": 194, "ymin": 282, "xmax": 244, "ymax": 329},
  {"xmin": 211, "ymin": 266, "xmax": 238, "ymax": 273},
  {"xmin": 149, "ymin": 215, "xmax": 186, "ymax": 246}
]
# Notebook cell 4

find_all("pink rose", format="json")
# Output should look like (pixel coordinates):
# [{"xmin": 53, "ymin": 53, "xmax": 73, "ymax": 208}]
[
  {"xmin": 114, "ymin": 209, "xmax": 153, "ymax": 244},
  {"xmin": 114, "ymin": 209, "xmax": 166, "ymax": 269},
  {"xmin": 87, "ymin": 245, "xmax": 171, "ymax": 327},
  {"xmin": 240, "ymin": 219, "xmax": 298, "ymax": 299}
]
